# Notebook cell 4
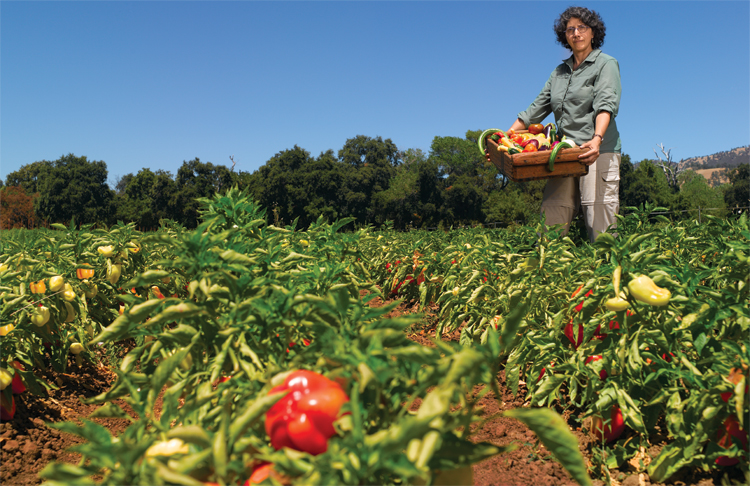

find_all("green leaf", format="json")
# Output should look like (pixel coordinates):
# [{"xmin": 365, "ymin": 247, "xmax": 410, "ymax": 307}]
[
  {"xmin": 505, "ymin": 408, "xmax": 592, "ymax": 486},
  {"xmin": 499, "ymin": 291, "xmax": 529, "ymax": 352},
  {"xmin": 125, "ymin": 269, "xmax": 172, "ymax": 288},
  {"xmin": 38, "ymin": 462, "xmax": 97, "ymax": 484},
  {"xmin": 89, "ymin": 403, "xmax": 134, "ymax": 422},
  {"xmin": 647, "ymin": 442, "xmax": 686, "ymax": 483},
  {"xmin": 88, "ymin": 314, "xmax": 134, "ymax": 345},
  {"xmin": 228, "ymin": 391, "xmax": 286, "ymax": 444}
]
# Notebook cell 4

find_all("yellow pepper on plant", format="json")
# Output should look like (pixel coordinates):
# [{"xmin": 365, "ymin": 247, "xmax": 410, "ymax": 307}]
[
  {"xmin": 628, "ymin": 275, "xmax": 671, "ymax": 306},
  {"xmin": 49, "ymin": 276, "xmax": 64, "ymax": 292},
  {"xmin": 30, "ymin": 280, "xmax": 46, "ymax": 294},
  {"xmin": 605, "ymin": 266, "xmax": 630, "ymax": 312},
  {"xmin": 31, "ymin": 305, "xmax": 50, "ymax": 326}
]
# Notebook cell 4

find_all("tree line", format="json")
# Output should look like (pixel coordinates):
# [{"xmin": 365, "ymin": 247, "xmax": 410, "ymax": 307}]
[{"xmin": 1, "ymin": 131, "xmax": 748, "ymax": 231}]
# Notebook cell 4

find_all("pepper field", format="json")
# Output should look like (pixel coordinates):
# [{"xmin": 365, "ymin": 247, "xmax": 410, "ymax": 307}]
[{"xmin": 0, "ymin": 187, "xmax": 748, "ymax": 486}]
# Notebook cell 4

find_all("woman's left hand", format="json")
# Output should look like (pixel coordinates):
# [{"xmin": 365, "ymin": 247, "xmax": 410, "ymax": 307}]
[{"xmin": 578, "ymin": 137, "xmax": 601, "ymax": 165}]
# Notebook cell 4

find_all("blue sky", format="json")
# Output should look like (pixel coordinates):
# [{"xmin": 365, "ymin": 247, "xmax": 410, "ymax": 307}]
[{"xmin": 2, "ymin": 1, "xmax": 749, "ymax": 186}]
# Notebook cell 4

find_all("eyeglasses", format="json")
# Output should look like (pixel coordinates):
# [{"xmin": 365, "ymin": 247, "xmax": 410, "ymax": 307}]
[{"xmin": 566, "ymin": 25, "xmax": 589, "ymax": 36}]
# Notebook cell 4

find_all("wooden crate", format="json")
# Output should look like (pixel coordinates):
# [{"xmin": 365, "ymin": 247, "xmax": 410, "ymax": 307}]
[{"xmin": 486, "ymin": 138, "xmax": 589, "ymax": 182}]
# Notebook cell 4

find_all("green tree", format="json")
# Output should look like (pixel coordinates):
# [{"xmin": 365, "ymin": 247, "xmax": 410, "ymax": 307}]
[
  {"xmin": 34, "ymin": 154, "xmax": 115, "ymax": 225},
  {"xmin": 429, "ymin": 133, "xmax": 503, "ymax": 225},
  {"xmin": 173, "ymin": 158, "xmax": 236, "ymax": 228},
  {"xmin": 483, "ymin": 180, "xmax": 546, "ymax": 226},
  {"xmin": 300, "ymin": 150, "xmax": 347, "ymax": 227},
  {"xmin": 4, "ymin": 160, "xmax": 53, "ymax": 195},
  {"xmin": 245, "ymin": 146, "xmax": 317, "ymax": 228},
  {"xmin": 372, "ymin": 149, "xmax": 444, "ymax": 228},
  {"xmin": 676, "ymin": 170, "xmax": 726, "ymax": 218},
  {"xmin": 723, "ymin": 163, "xmax": 749, "ymax": 212},
  {"xmin": 115, "ymin": 168, "xmax": 177, "ymax": 230},
  {"xmin": 338, "ymin": 135, "xmax": 401, "ymax": 225},
  {"xmin": 620, "ymin": 159, "xmax": 676, "ymax": 211}
]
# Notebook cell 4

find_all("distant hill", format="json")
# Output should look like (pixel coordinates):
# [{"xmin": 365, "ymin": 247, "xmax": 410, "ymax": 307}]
[
  {"xmin": 631, "ymin": 146, "xmax": 748, "ymax": 188},
  {"xmin": 679, "ymin": 145, "xmax": 749, "ymax": 170},
  {"xmin": 694, "ymin": 168, "xmax": 730, "ymax": 187},
  {"xmin": 675, "ymin": 145, "xmax": 748, "ymax": 187}
]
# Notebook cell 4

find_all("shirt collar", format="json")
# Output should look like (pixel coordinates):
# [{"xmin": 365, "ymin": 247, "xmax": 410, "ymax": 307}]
[{"xmin": 564, "ymin": 49, "xmax": 601, "ymax": 69}]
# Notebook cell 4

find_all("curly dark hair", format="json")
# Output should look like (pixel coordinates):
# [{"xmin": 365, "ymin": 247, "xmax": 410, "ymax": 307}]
[{"xmin": 554, "ymin": 6, "xmax": 606, "ymax": 50}]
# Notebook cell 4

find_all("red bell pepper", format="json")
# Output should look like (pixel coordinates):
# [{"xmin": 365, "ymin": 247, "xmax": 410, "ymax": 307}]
[
  {"xmin": 716, "ymin": 414, "xmax": 748, "ymax": 466},
  {"xmin": 10, "ymin": 362, "xmax": 25, "ymax": 395},
  {"xmin": 0, "ymin": 393, "xmax": 15, "ymax": 421},
  {"xmin": 265, "ymin": 370, "xmax": 349, "ymax": 455},
  {"xmin": 564, "ymin": 320, "xmax": 584, "ymax": 349}
]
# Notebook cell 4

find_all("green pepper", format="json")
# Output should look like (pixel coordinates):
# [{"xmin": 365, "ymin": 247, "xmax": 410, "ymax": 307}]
[
  {"xmin": 477, "ymin": 128, "xmax": 503, "ymax": 157},
  {"xmin": 545, "ymin": 123, "xmax": 557, "ymax": 143},
  {"xmin": 548, "ymin": 141, "xmax": 573, "ymax": 172}
]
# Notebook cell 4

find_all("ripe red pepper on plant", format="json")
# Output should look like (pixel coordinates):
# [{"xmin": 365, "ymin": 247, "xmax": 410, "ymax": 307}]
[
  {"xmin": 715, "ymin": 414, "xmax": 748, "ymax": 466},
  {"xmin": 265, "ymin": 370, "xmax": 349, "ymax": 456},
  {"xmin": 591, "ymin": 405, "xmax": 625, "ymax": 443},
  {"xmin": 572, "ymin": 285, "xmax": 594, "ymax": 313},
  {"xmin": 594, "ymin": 320, "xmax": 620, "ymax": 340},
  {"xmin": 0, "ymin": 393, "xmax": 15, "ymax": 421},
  {"xmin": 244, "ymin": 463, "xmax": 275, "ymax": 485},
  {"xmin": 564, "ymin": 320, "xmax": 584, "ymax": 349},
  {"xmin": 585, "ymin": 355, "xmax": 608, "ymax": 380},
  {"xmin": 565, "ymin": 285, "xmax": 595, "ymax": 348},
  {"xmin": 10, "ymin": 361, "xmax": 26, "ymax": 395}
]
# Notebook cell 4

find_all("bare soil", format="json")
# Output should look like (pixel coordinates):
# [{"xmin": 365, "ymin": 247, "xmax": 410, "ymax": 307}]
[{"xmin": 1, "ymin": 296, "xmax": 746, "ymax": 486}]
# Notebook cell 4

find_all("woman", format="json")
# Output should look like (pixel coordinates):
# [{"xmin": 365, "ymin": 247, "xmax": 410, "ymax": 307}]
[{"xmin": 508, "ymin": 6, "xmax": 621, "ymax": 243}]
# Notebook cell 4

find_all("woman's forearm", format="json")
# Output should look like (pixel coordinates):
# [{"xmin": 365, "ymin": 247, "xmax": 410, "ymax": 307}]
[
  {"xmin": 594, "ymin": 111, "xmax": 611, "ymax": 139},
  {"xmin": 508, "ymin": 118, "xmax": 526, "ymax": 132}
]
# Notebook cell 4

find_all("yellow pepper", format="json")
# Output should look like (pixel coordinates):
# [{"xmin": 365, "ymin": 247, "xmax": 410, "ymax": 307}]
[
  {"xmin": 628, "ymin": 275, "xmax": 671, "ymax": 306},
  {"xmin": 0, "ymin": 323, "xmax": 15, "ymax": 336},
  {"xmin": 62, "ymin": 283, "xmax": 76, "ymax": 302},
  {"xmin": 64, "ymin": 302, "xmax": 77, "ymax": 322},
  {"xmin": 605, "ymin": 266, "xmax": 630, "ymax": 311},
  {"xmin": 605, "ymin": 296, "xmax": 630, "ymax": 311},
  {"xmin": 0, "ymin": 368, "xmax": 12, "ymax": 390},
  {"xmin": 49, "ymin": 276, "xmax": 64, "ymax": 292},
  {"xmin": 107, "ymin": 263, "xmax": 122, "ymax": 285},
  {"xmin": 30, "ymin": 280, "xmax": 46, "ymax": 294},
  {"xmin": 31, "ymin": 306, "xmax": 51, "ymax": 326},
  {"xmin": 82, "ymin": 280, "xmax": 98, "ymax": 299},
  {"xmin": 98, "ymin": 245, "xmax": 115, "ymax": 257}
]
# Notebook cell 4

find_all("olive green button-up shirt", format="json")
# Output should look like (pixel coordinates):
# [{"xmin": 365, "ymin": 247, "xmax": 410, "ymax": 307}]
[{"xmin": 518, "ymin": 49, "xmax": 622, "ymax": 153}]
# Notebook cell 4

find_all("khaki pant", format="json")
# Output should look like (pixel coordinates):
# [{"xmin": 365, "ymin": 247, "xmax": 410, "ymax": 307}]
[{"xmin": 540, "ymin": 153, "xmax": 620, "ymax": 243}]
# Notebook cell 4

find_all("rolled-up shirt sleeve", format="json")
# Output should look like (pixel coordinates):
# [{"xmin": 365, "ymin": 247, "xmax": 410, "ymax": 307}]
[
  {"xmin": 593, "ymin": 59, "xmax": 621, "ymax": 118},
  {"xmin": 518, "ymin": 72, "xmax": 554, "ymax": 126}
]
